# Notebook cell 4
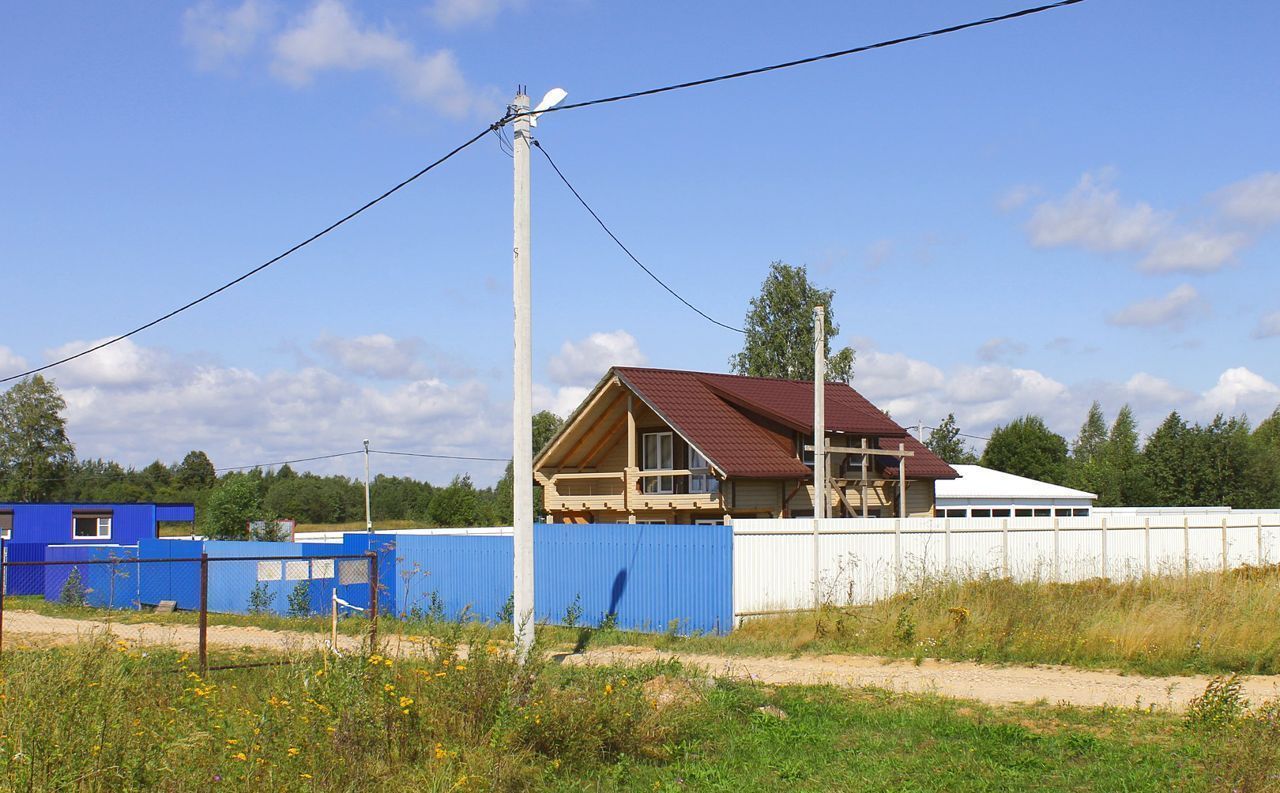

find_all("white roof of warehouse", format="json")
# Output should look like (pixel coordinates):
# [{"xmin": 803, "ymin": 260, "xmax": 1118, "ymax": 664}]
[{"xmin": 935, "ymin": 465, "xmax": 1096, "ymax": 501}]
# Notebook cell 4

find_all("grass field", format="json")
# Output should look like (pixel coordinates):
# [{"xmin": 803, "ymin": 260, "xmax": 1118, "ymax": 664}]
[
  {"xmin": 13, "ymin": 564, "xmax": 1280, "ymax": 677},
  {"xmin": 1, "ymin": 632, "xmax": 1276, "ymax": 792}
]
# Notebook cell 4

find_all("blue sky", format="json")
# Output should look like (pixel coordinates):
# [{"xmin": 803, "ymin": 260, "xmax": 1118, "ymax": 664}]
[{"xmin": 3, "ymin": 0, "xmax": 1279, "ymax": 484}]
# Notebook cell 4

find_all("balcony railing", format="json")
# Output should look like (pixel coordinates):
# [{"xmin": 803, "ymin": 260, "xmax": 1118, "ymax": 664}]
[{"xmin": 538, "ymin": 468, "xmax": 724, "ymax": 513}]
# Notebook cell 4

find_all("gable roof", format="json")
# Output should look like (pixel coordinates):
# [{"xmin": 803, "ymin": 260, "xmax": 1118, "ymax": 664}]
[{"xmin": 612, "ymin": 367, "xmax": 957, "ymax": 480}]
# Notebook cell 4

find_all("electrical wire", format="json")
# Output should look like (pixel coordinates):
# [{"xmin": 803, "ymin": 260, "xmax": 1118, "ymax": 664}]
[
  {"xmin": 511, "ymin": 0, "xmax": 1085, "ymax": 121},
  {"xmin": 1, "ymin": 122, "xmax": 505, "ymax": 385},
  {"xmin": 922, "ymin": 425, "xmax": 991, "ymax": 442},
  {"xmin": 532, "ymin": 139, "xmax": 745, "ymax": 334},
  {"xmin": 370, "ymin": 449, "xmax": 509, "ymax": 463},
  {"xmin": 214, "ymin": 450, "xmax": 365, "ymax": 472}
]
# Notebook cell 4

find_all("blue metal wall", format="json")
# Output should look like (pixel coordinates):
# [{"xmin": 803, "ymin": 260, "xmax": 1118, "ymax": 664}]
[
  {"xmin": 43, "ymin": 545, "xmax": 139, "ymax": 609},
  {"xmin": 394, "ymin": 534, "xmax": 512, "ymax": 622},
  {"xmin": 154, "ymin": 504, "xmax": 197, "ymax": 522},
  {"xmin": 534, "ymin": 523, "xmax": 733, "ymax": 634},
  {"xmin": 1, "ymin": 503, "xmax": 164, "ymax": 546},
  {"xmin": 4, "ymin": 542, "xmax": 49, "ymax": 596},
  {"xmin": 389, "ymin": 524, "xmax": 734, "ymax": 634}
]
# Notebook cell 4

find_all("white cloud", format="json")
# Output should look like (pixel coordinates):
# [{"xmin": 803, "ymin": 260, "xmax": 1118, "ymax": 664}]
[
  {"xmin": 547, "ymin": 330, "xmax": 646, "ymax": 388},
  {"xmin": 1026, "ymin": 170, "xmax": 1167, "ymax": 253},
  {"xmin": 1215, "ymin": 171, "xmax": 1280, "ymax": 227},
  {"xmin": 183, "ymin": 0, "xmax": 273, "ymax": 70},
  {"xmin": 270, "ymin": 0, "xmax": 486, "ymax": 117},
  {"xmin": 428, "ymin": 0, "xmax": 525, "ymax": 29},
  {"xmin": 1197, "ymin": 367, "xmax": 1280, "ymax": 417},
  {"xmin": 1106, "ymin": 284, "xmax": 1203, "ymax": 329},
  {"xmin": 0, "ymin": 347, "xmax": 28, "ymax": 377},
  {"xmin": 997, "ymin": 183, "xmax": 1040, "ymax": 212},
  {"xmin": 41, "ymin": 338, "xmax": 175, "ymax": 388},
  {"xmin": 29, "ymin": 336, "xmax": 509, "ymax": 482},
  {"xmin": 1138, "ymin": 229, "xmax": 1247, "ymax": 273},
  {"xmin": 314, "ymin": 334, "xmax": 430, "ymax": 379},
  {"xmin": 1253, "ymin": 312, "xmax": 1280, "ymax": 340},
  {"xmin": 976, "ymin": 337, "xmax": 1026, "ymax": 363},
  {"xmin": 864, "ymin": 239, "xmax": 893, "ymax": 268}
]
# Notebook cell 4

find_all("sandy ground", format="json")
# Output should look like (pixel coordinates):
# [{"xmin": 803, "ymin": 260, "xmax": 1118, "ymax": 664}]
[{"xmin": 6, "ymin": 609, "xmax": 1279, "ymax": 711}]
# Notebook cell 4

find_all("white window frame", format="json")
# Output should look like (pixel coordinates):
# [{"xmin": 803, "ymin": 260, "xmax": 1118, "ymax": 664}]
[
  {"xmin": 0, "ymin": 510, "xmax": 12, "ymax": 540},
  {"xmin": 72, "ymin": 513, "xmax": 112, "ymax": 540},
  {"xmin": 641, "ymin": 431, "xmax": 674, "ymax": 494},
  {"xmin": 687, "ymin": 448, "xmax": 719, "ymax": 495}
]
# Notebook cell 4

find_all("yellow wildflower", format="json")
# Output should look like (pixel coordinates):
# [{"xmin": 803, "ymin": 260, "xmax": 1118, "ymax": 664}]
[{"xmin": 287, "ymin": 747, "xmax": 300, "ymax": 757}]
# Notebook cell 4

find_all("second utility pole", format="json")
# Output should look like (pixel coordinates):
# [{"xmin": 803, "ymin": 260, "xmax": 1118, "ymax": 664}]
[{"xmin": 363, "ymin": 439, "xmax": 372, "ymax": 532}]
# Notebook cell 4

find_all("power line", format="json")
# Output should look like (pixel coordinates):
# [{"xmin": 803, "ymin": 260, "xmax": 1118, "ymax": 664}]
[
  {"xmin": 922, "ymin": 425, "xmax": 991, "ymax": 442},
  {"xmin": 214, "ymin": 450, "xmax": 365, "ymax": 473},
  {"xmin": 1, "ymin": 122, "xmax": 504, "ymax": 385},
  {"xmin": 370, "ymin": 449, "xmax": 509, "ymax": 463},
  {"xmin": 532, "ymin": 139, "xmax": 745, "ymax": 334},
  {"xmin": 514, "ymin": 0, "xmax": 1085, "ymax": 121}
]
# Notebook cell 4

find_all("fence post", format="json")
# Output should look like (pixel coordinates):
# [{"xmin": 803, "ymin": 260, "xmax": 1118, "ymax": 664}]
[
  {"xmin": 812, "ymin": 517, "xmax": 820, "ymax": 611},
  {"xmin": 944, "ymin": 518, "xmax": 952, "ymax": 579},
  {"xmin": 367, "ymin": 551, "xmax": 379, "ymax": 652},
  {"xmin": 1183, "ymin": 517, "xmax": 1191, "ymax": 578},
  {"xmin": 894, "ymin": 519, "xmax": 902, "ymax": 594},
  {"xmin": 1144, "ymin": 518, "xmax": 1151, "ymax": 578},
  {"xmin": 0, "ymin": 537, "xmax": 6, "ymax": 659},
  {"xmin": 1001, "ymin": 519, "xmax": 1009, "ymax": 579},
  {"xmin": 1100, "ymin": 518, "xmax": 1108, "ymax": 580},
  {"xmin": 1259, "ymin": 516, "xmax": 1266, "ymax": 565},
  {"xmin": 198, "ymin": 552, "xmax": 209, "ymax": 675},
  {"xmin": 1053, "ymin": 517, "xmax": 1061, "ymax": 582},
  {"xmin": 1221, "ymin": 518, "xmax": 1229, "ymax": 572}
]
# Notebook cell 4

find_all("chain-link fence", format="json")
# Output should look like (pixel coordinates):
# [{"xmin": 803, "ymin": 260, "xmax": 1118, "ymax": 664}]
[{"xmin": 0, "ymin": 547, "xmax": 379, "ymax": 672}]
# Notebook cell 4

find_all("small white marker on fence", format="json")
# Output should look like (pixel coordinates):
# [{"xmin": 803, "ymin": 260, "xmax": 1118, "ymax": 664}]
[
  {"xmin": 943, "ymin": 518, "xmax": 952, "ymax": 579},
  {"xmin": 1259, "ymin": 516, "xmax": 1266, "ymax": 565}
]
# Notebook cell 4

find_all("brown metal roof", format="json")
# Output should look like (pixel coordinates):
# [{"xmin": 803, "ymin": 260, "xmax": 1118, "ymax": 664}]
[{"xmin": 613, "ymin": 367, "xmax": 957, "ymax": 480}]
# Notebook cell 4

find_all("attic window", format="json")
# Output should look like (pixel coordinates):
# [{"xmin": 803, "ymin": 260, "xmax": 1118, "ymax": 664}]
[{"xmin": 72, "ymin": 511, "xmax": 112, "ymax": 540}]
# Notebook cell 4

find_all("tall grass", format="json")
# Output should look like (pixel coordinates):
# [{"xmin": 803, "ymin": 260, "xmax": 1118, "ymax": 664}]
[
  {"xmin": 0, "ymin": 633, "xmax": 1275, "ymax": 790},
  {"xmin": 720, "ymin": 565, "xmax": 1280, "ymax": 675}
]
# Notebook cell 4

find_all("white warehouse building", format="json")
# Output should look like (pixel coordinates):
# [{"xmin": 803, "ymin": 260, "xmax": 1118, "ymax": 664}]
[{"xmin": 934, "ymin": 464, "xmax": 1096, "ymax": 518}]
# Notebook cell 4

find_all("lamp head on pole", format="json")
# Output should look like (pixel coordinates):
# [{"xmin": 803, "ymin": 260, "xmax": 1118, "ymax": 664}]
[{"xmin": 528, "ymin": 88, "xmax": 567, "ymax": 127}]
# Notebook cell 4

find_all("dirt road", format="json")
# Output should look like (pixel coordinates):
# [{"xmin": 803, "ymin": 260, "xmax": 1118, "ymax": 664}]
[{"xmin": 6, "ymin": 610, "xmax": 1278, "ymax": 711}]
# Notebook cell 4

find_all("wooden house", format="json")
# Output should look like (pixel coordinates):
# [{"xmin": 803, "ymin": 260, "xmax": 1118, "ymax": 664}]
[{"xmin": 534, "ymin": 367, "xmax": 958, "ymax": 524}]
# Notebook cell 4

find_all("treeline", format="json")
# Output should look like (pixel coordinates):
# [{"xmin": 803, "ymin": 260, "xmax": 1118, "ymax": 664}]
[
  {"xmin": 927, "ymin": 404, "xmax": 1280, "ymax": 508},
  {"xmin": 1, "ymin": 374, "xmax": 564, "ymax": 538}
]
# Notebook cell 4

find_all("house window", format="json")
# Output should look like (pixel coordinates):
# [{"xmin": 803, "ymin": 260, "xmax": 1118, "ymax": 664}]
[
  {"xmin": 694, "ymin": 519, "xmax": 723, "ymax": 525},
  {"xmin": 991, "ymin": 509, "xmax": 1012, "ymax": 518},
  {"xmin": 939, "ymin": 508, "xmax": 967, "ymax": 518},
  {"xmin": 1033, "ymin": 508, "xmax": 1051, "ymax": 518},
  {"xmin": 798, "ymin": 434, "xmax": 815, "ymax": 466},
  {"xmin": 1053, "ymin": 508, "xmax": 1075, "ymax": 517},
  {"xmin": 0, "ymin": 510, "xmax": 11, "ymax": 540},
  {"xmin": 688, "ymin": 448, "xmax": 719, "ymax": 495},
  {"xmin": 72, "ymin": 512, "xmax": 112, "ymax": 540},
  {"xmin": 642, "ymin": 432, "xmax": 673, "ymax": 494},
  {"xmin": 1014, "ymin": 508, "xmax": 1033, "ymax": 517},
  {"xmin": 636, "ymin": 519, "xmax": 667, "ymax": 525},
  {"xmin": 971, "ymin": 508, "xmax": 993, "ymax": 518},
  {"xmin": 1072, "ymin": 508, "xmax": 1090, "ymax": 517}
]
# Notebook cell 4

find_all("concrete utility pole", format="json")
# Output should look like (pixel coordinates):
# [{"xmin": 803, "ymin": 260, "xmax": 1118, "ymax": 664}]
[
  {"xmin": 363, "ymin": 439, "xmax": 372, "ymax": 532},
  {"xmin": 812, "ymin": 305, "xmax": 826, "ymax": 610},
  {"xmin": 510, "ymin": 85, "xmax": 566, "ymax": 661},
  {"xmin": 813, "ymin": 305, "xmax": 827, "ymax": 519},
  {"xmin": 511, "ymin": 88, "xmax": 535, "ymax": 659}
]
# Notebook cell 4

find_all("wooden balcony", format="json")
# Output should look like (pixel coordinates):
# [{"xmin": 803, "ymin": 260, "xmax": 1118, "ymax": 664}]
[{"xmin": 538, "ymin": 467, "xmax": 725, "ymax": 514}]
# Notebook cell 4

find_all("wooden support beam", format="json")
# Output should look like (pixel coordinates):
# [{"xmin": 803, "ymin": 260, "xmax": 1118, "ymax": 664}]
[
  {"xmin": 553, "ymin": 389, "xmax": 625, "ymax": 472},
  {"xmin": 783, "ymin": 480, "xmax": 806, "ymax": 508},
  {"xmin": 831, "ymin": 480, "xmax": 856, "ymax": 516},
  {"xmin": 860, "ymin": 437, "xmax": 868, "ymax": 519},
  {"xmin": 804, "ymin": 444, "xmax": 915, "ymax": 458},
  {"xmin": 898, "ymin": 442, "xmax": 906, "ymax": 518},
  {"xmin": 573, "ymin": 416, "xmax": 626, "ymax": 470}
]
